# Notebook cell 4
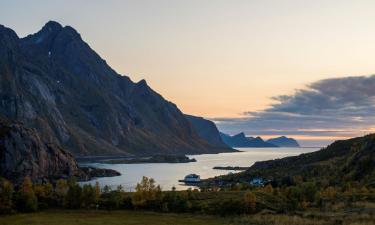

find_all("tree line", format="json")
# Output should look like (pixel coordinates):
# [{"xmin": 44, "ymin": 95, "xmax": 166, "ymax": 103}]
[{"xmin": 1, "ymin": 176, "xmax": 374, "ymax": 215}]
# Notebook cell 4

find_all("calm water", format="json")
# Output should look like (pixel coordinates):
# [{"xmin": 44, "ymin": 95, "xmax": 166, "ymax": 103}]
[{"xmin": 79, "ymin": 147, "xmax": 319, "ymax": 191}]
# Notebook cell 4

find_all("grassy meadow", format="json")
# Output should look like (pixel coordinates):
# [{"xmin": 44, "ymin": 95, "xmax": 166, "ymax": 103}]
[{"xmin": 1, "ymin": 210, "xmax": 375, "ymax": 225}]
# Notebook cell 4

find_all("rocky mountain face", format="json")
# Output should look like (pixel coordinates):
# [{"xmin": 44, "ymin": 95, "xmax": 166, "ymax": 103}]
[
  {"xmin": 0, "ymin": 21, "xmax": 232, "ymax": 157},
  {"xmin": 0, "ymin": 117, "xmax": 82, "ymax": 183},
  {"xmin": 266, "ymin": 136, "xmax": 300, "ymax": 147},
  {"xmin": 219, "ymin": 132, "xmax": 277, "ymax": 148},
  {"xmin": 185, "ymin": 115, "xmax": 231, "ymax": 149}
]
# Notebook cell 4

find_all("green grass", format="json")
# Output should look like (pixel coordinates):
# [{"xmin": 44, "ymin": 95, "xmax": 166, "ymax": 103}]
[
  {"xmin": 1, "ymin": 210, "xmax": 375, "ymax": 225},
  {"xmin": 0, "ymin": 210, "xmax": 227, "ymax": 225}
]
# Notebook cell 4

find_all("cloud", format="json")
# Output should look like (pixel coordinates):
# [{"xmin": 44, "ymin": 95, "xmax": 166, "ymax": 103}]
[{"xmin": 214, "ymin": 75, "xmax": 375, "ymax": 146}]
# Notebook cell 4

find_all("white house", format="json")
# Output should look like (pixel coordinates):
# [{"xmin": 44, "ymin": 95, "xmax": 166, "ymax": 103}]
[
  {"xmin": 184, "ymin": 174, "xmax": 200, "ymax": 182},
  {"xmin": 249, "ymin": 177, "xmax": 265, "ymax": 186}
]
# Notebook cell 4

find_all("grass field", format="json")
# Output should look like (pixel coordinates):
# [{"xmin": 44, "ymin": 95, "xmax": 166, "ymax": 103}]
[
  {"xmin": 0, "ymin": 210, "xmax": 227, "ymax": 225},
  {"xmin": 1, "ymin": 210, "xmax": 375, "ymax": 225}
]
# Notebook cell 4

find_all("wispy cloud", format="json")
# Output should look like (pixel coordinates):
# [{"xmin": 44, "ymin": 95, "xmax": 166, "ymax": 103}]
[{"xmin": 214, "ymin": 75, "xmax": 375, "ymax": 146}]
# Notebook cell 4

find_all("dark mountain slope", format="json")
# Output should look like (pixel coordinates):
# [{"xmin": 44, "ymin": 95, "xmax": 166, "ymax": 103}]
[
  {"xmin": 216, "ymin": 134, "xmax": 375, "ymax": 185},
  {"xmin": 220, "ymin": 132, "xmax": 277, "ymax": 148},
  {"xmin": 185, "ymin": 115, "xmax": 231, "ymax": 149},
  {"xmin": 267, "ymin": 136, "xmax": 300, "ymax": 147},
  {"xmin": 0, "ymin": 21, "xmax": 231, "ymax": 156}
]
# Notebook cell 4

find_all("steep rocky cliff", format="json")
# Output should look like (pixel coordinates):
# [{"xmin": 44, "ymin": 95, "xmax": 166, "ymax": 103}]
[
  {"xmin": 0, "ymin": 21, "xmax": 232, "ymax": 156},
  {"xmin": 185, "ymin": 115, "xmax": 231, "ymax": 149}
]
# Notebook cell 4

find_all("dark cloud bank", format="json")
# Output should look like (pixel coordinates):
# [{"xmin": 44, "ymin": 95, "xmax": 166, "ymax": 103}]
[{"xmin": 215, "ymin": 75, "xmax": 375, "ymax": 147}]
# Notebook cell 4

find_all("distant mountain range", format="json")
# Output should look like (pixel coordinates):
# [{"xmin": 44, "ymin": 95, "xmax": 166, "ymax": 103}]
[
  {"xmin": 0, "ymin": 21, "xmax": 234, "ymax": 157},
  {"xmin": 219, "ymin": 132, "xmax": 300, "ymax": 148}
]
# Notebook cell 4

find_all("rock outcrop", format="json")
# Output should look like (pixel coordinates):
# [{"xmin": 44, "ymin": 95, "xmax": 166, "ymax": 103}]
[
  {"xmin": 0, "ymin": 118, "xmax": 82, "ymax": 183},
  {"xmin": 0, "ymin": 117, "xmax": 122, "ymax": 183}
]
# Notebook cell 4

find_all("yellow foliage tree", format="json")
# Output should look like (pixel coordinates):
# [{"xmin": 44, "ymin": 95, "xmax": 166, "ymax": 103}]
[{"xmin": 244, "ymin": 192, "xmax": 257, "ymax": 213}]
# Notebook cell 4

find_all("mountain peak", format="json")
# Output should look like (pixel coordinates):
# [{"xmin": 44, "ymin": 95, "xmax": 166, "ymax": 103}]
[
  {"xmin": 137, "ymin": 79, "xmax": 148, "ymax": 86},
  {"xmin": 254, "ymin": 136, "xmax": 264, "ymax": 141},
  {"xmin": 42, "ymin": 21, "xmax": 63, "ymax": 32},
  {"xmin": 21, "ymin": 21, "xmax": 82, "ymax": 47},
  {"xmin": 234, "ymin": 132, "xmax": 246, "ymax": 138}
]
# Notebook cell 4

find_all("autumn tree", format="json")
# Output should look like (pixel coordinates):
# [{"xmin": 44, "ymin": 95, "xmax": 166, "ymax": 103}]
[
  {"xmin": 244, "ymin": 191, "xmax": 257, "ymax": 213},
  {"xmin": 64, "ymin": 178, "xmax": 82, "ymax": 209},
  {"xmin": 0, "ymin": 178, "xmax": 14, "ymax": 214},
  {"xmin": 34, "ymin": 183, "xmax": 53, "ymax": 209},
  {"xmin": 132, "ymin": 176, "xmax": 163, "ymax": 209},
  {"xmin": 16, "ymin": 177, "xmax": 38, "ymax": 212}
]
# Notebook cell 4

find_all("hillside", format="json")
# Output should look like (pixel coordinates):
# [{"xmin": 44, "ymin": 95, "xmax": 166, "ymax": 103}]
[
  {"xmin": 0, "ymin": 21, "xmax": 233, "ymax": 156},
  {"xmin": 215, "ymin": 134, "xmax": 375, "ymax": 186}
]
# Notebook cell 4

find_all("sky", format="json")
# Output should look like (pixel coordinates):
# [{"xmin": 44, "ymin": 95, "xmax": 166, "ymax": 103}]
[{"xmin": 1, "ymin": 0, "xmax": 375, "ymax": 146}]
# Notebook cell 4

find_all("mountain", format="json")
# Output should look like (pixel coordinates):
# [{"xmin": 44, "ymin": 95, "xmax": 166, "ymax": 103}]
[
  {"xmin": 0, "ymin": 21, "xmax": 233, "ymax": 156},
  {"xmin": 216, "ymin": 134, "xmax": 375, "ymax": 186},
  {"xmin": 185, "ymin": 115, "xmax": 231, "ymax": 149},
  {"xmin": 267, "ymin": 136, "xmax": 300, "ymax": 147},
  {"xmin": 219, "ymin": 132, "xmax": 277, "ymax": 148}
]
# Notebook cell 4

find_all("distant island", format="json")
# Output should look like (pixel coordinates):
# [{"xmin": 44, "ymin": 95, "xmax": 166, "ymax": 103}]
[
  {"xmin": 213, "ymin": 166, "xmax": 249, "ymax": 171},
  {"xmin": 77, "ymin": 155, "xmax": 196, "ymax": 164},
  {"xmin": 267, "ymin": 136, "xmax": 300, "ymax": 147},
  {"xmin": 219, "ymin": 132, "xmax": 300, "ymax": 148}
]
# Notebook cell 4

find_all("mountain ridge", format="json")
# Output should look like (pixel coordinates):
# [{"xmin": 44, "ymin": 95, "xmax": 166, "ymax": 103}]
[{"xmin": 0, "ymin": 21, "xmax": 233, "ymax": 156}]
